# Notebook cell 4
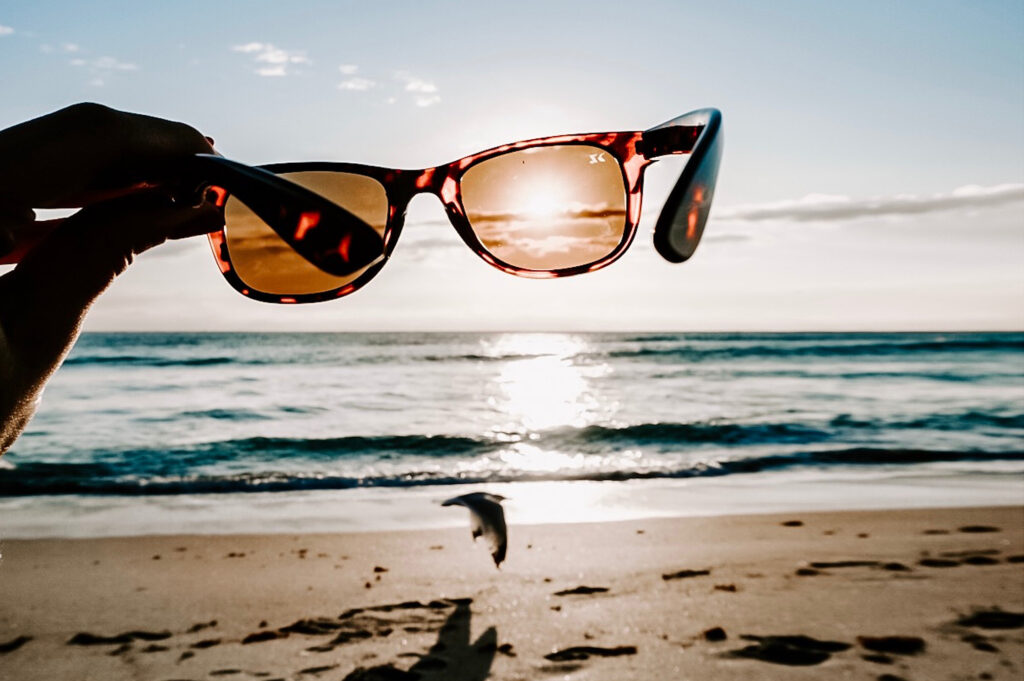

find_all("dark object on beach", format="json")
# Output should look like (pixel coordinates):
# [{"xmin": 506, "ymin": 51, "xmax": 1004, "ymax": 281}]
[
  {"xmin": 781, "ymin": 520, "xmax": 803, "ymax": 527},
  {"xmin": 1007, "ymin": 554, "xmax": 1024, "ymax": 563},
  {"xmin": 662, "ymin": 569, "xmax": 711, "ymax": 580},
  {"xmin": 962, "ymin": 555, "xmax": 1000, "ymax": 565},
  {"xmin": 342, "ymin": 666, "xmax": 420, "ymax": 681},
  {"xmin": 862, "ymin": 653, "xmax": 894, "ymax": 664},
  {"xmin": 280, "ymin": 618, "xmax": 343, "ymax": 635},
  {"xmin": 191, "ymin": 638, "xmax": 221, "ymax": 648},
  {"xmin": 374, "ymin": 566, "xmax": 388, "ymax": 573},
  {"xmin": 795, "ymin": 568, "xmax": 820, "ymax": 576},
  {"xmin": 881, "ymin": 562, "xmax": 911, "ymax": 571},
  {"xmin": 962, "ymin": 633, "xmax": 999, "ymax": 652},
  {"xmin": 704, "ymin": 627, "xmax": 727, "ymax": 642},
  {"xmin": 186, "ymin": 619, "xmax": 217, "ymax": 633},
  {"xmin": 919, "ymin": 558, "xmax": 959, "ymax": 568},
  {"xmin": 554, "ymin": 585, "xmax": 610, "ymax": 596},
  {"xmin": 857, "ymin": 636, "xmax": 926, "ymax": 655},
  {"xmin": 959, "ymin": 525, "xmax": 1000, "ymax": 533},
  {"xmin": 441, "ymin": 492, "xmax": 507, "ymax": 568},
  {"xmin": 497, "ymin": 642, "xmax": 516, "ymax": 656},
  {"xmin": 810, "ymin": 560, "xmax": 879, "ymax": 569},
  {"xmin": 177, "ymin": 650, "xmax": 195, "ymax": 662},
  {"xmin": 242, "ymin": 630, "xmax": 288, "ymax": 644},
  {"xmin": 857, "ymin": 533, "xmax": 869, "ymax": 538},
  {"xmin": 123, "ymin": 629, "xmax": 172, "ymax": 641},
  {"xmin": 923, "ymin": 529, "xmax": 949, "ymax": 535},
  {"xmin": 140, "ymin": 644, "xmax": 168, "ymax": 652},
  {"xmin": 0, "ymin": 635, "xmax": 31, "ymax": 654},
  {"xmin": 955, "ymin": 608, "xmax": 1024, "ymax": 629},
  {"xmin": 299, "ymin": 664, "xmax": 339, "ymax": 675},
  {"xmin": 728, "ymin": 634, "xmax": 851, "ymax": 666},
  {"xmin": 877, "ymin": 675, "xmax": 908, "ymax": 681},
  {"xmin": 108, "ymin": 643, "xmax": 132, "ymax": 656},
  {"xmin": 67, "ymin": 632, "xmax": 133, "ymax": 646},
  {"xmin": 544, "ymin": 645, "xmax": 638, "ymax": 661},
  {"xmin": 714, "ymin": 583, "xmax": 737, "ymax": 592},
  {"xmin": 210, "ymin": 670, "xmax": 244, "ymax": 676}
]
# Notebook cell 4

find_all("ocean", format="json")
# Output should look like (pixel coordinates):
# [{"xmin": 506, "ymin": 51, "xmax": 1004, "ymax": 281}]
[{"xmin": 1, "ymin": 332, "xmax": 1022, "ymax": 537}]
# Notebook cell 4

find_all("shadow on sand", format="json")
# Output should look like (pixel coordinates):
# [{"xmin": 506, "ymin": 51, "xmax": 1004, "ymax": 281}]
[{"xmin": 344, "ymin": 601, "xmax": 496, "ymax": 681}]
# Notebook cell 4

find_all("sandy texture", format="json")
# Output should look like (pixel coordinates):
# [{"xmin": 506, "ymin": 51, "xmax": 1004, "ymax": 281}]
[{"xmin": 1, "ymin": 506, "xmax": 1022, "ymax": 680}]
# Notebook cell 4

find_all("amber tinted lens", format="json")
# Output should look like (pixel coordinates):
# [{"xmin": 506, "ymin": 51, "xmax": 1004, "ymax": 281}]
[
  {"xmin": 224, "ymin": 171, "xmax": 388, "ymax": 296},
  {"xmin": 460, "ymin": 144, "xmax": 627, "ymax": 271}
]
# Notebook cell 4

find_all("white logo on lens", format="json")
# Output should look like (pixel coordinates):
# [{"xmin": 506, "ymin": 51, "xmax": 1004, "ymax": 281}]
[{"xmin": 588, "ymin": 153, "xmax": 606, "ymax": 165}]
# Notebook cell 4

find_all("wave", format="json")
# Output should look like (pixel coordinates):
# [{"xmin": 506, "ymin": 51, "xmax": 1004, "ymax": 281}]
[
  {"xmin": 604, "ymin": 337, "xmax": 1024, "ymax": 362},
  {"xmin": 61, "ymin": 333, "xmax": 1024, "ymax": 368},
  {"xmin": 1, "ymin": 447, "xmax": 1020, "ymax": 497},
  {"xmin": 831, "ymin": 411, "xmax": 1024, "ymax": 431},
  {"xmin": 62, "ymin": 355, "xmax": 250, "ymax": 368}
]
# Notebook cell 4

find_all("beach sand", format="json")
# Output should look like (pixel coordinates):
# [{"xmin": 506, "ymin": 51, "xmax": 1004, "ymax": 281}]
[{"xmin": 1, "ymin": 505, "xmax": 1021, "ymax": 680}]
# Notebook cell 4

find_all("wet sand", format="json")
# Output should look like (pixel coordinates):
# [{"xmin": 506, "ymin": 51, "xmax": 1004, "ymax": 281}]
[{"xmin": 1, "ymin": 505, "xmax": 1022, "ymax": 680}]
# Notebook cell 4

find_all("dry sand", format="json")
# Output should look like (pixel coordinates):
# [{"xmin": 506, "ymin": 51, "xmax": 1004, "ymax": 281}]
[{"xmin": 1, "ymin": 505, "xmax": 1022, "ymax": 680}]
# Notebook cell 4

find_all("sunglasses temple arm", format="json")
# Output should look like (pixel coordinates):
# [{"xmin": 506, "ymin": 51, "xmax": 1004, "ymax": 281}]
[
  {"xmin": 640, "ymin": 108, "xmax": 723, "ymax": 263},
  {"xmin": 180, "ymin": 154, "xmax": 385, "ymax": 277}
]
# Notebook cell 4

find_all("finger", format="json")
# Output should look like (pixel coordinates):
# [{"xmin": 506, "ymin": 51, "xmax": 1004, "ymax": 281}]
[
  {"xmin": 2, "ymin": 194, "xmax": 222, "ymax": 346},
  {"xmin": 0, "ymin": 219, "xmax": 61, "ymax": 265},
  {"xmin": 0, "ymin": 103, "xmax": 215, "ymax": 210}
]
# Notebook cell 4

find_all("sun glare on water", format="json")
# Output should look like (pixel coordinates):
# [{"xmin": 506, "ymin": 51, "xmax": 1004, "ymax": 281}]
[{"xmin": 482, "ymin": 333, "xmax": 613, "ymax": 434}]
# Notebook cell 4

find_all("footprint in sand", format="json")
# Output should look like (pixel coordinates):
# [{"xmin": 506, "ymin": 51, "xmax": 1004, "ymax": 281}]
[
  {"xmin": 0, "ymin": 635, "xmax": 31, "ymax": 654},
  {"xmin": 955, "ymin": 608, "xmax": 1024, "ymax": 629},
  {"xmin": 857, "ymin": 635, "xmax": 926, "ymax": 656},
  {"xmin": 726, "ymin": 634, "xmax": 851, "ymax": 666},
  {"xmin": 553, "ymin": 585, "xmax": 610, "ymax": 596},
  {"xmin": 662, "ymin": 569, "xmax": 711, "ymax": 580},
  {"xmin": 544, "ymin": 645, "xmax": 637, "ymax": 662}
]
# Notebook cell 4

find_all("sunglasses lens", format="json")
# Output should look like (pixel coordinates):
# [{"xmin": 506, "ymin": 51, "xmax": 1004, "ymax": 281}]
[
  {"xmin": 224, "ymin": 171, "xmax": 388, "ymax": 296},
  {"xmin": 460, "ymin": 144, "xmax": 627, "ymax": 272}
]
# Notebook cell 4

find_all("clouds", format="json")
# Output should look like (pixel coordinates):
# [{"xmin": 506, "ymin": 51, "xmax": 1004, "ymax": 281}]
[
  {"xmin": 227, "ymin": 42, "xmax": 442, "ymax": 107},
  {"xmin": 337, "ymin": 64, "xmax": 375, "ymax": 91},
  {"xmin": 232, "ymin": 42, "xmax": 311, "ymax": 77},
  {"xmin": 0, "ymin": 24, "xmax": 14, "ymax": 36},
  {"xmin": 333, "ymin": 65, "xmax": 441, "ymax": 106},
  {"xmin": 69, "ymin": 55, "xmax": 139, "ymax": 87},
  {"xmin": 716, "ymin": 183, "xmax": 1024, "ymax": 223},
  {"xmin": 395, "ymin": 71, "xmax": 441, "ymax": 107}
]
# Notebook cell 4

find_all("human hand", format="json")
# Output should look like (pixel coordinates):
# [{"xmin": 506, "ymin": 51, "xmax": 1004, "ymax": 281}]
[{"xmin": 0, "ymin": 103, "xmax": 225, "ymax": 452}]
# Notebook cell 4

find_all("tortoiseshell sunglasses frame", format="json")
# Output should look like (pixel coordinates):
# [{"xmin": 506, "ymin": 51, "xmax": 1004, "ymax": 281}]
[{"xmin": 207, "ymin": 108, "xmax": 722, "ymax": 304}]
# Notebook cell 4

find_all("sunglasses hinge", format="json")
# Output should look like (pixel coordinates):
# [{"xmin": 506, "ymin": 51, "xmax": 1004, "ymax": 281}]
[{"xmin": 638, "ymin": 125, "xmax": 702, "ymax": 159}]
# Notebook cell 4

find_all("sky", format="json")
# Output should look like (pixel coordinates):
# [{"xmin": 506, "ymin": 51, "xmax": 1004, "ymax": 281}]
[{"xmin": 0, "ymin": 0, "xmax": 1022, "ymax": 331}]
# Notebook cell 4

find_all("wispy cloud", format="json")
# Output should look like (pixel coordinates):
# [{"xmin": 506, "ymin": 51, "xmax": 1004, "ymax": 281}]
[
  {"xmin": 717, "ymin": 183, "xmax": 1024, "ymax": 223},
  {"xmin": 337, "ymin": 64, "xmax": 375, "ymax": 91},
  {"xmin": 69, "ymin": 55, "xmax": 140, "ymax": 86},
  {"xmin": 0, "ymin": 24, "xmax": 14, "ymax": 36},
  {"xmin": 232, "ymin": 42, "xmax": 310, "ymax": 77},
  {"xmin": 338, "ymin": 77, "xmax": 375, "ymax": 91},
  {"xmin": 395, "ymin": 71, "xmax": 441, "ymax": 107}
]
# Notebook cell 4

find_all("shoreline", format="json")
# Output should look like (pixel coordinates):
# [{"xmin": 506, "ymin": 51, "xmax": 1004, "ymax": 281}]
[
  {"xmin": 2, "ymin": 468, "xmax": 1022, "ymax": 539},
  {"xmin": 1, "ymin": 505, "xmax": 1022, "ymax": 679}
]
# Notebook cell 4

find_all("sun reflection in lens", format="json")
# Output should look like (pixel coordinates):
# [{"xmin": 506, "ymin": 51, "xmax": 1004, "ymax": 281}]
[{"xmin": 520, "ymin": 179, "xmax": 569, "ymax": 219}]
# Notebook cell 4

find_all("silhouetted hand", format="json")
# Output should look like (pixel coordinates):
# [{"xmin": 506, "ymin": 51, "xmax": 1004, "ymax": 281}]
[{"xmin": 0, "ymin": 103, "xmax": 224, "ymax": 452}]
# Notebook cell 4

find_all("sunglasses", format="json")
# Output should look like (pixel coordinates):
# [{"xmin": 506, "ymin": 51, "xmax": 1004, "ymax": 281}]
[
  {"xmin": 204, "ymin": 108, "xmax": 722, "ymax": 304},
  {"xmin": 0, "ymin": 155, "xmax": 384, "ymax": 273}
]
